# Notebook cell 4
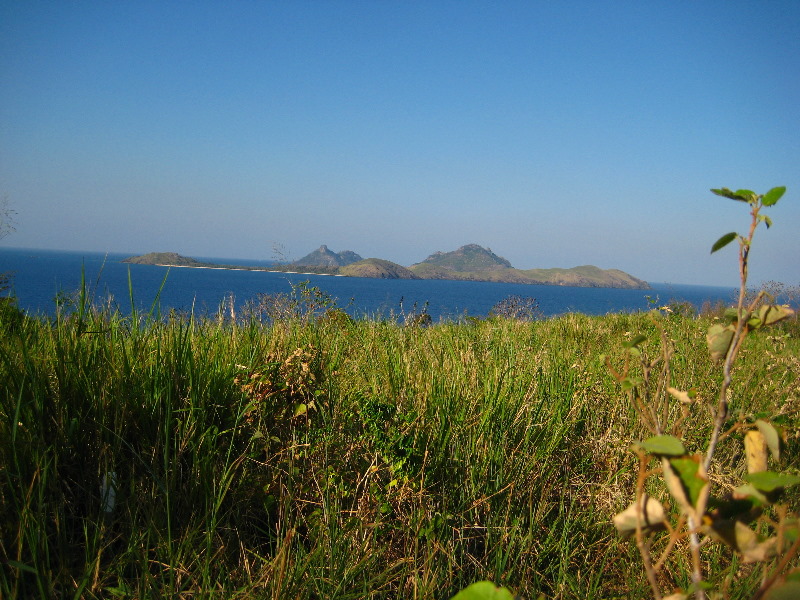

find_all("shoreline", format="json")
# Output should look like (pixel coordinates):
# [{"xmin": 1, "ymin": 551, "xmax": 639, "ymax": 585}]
[
  {"xmin": 145, "ymin": 262, "xmax": 651, "ymax": 289},
  {"xmin": 154, "ymin": 263, "xmax": 346, "ymax": 277}
]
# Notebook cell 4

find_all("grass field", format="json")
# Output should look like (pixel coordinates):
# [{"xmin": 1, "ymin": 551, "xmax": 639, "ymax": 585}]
[{"xmin": 1, "ymin": 293, "xmax": 798, "ymax": 599}]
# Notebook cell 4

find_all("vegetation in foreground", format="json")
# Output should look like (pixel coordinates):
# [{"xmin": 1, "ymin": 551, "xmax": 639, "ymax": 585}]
[
  {"xmin": 607, "ymin": 186, "xmax": 800, "ymax": 600},
  {"xmin": 1, "ymin": 287, "xmax": 798, "ymax": 599}
]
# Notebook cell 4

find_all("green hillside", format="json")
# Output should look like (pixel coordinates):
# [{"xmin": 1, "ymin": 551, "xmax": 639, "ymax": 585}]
[
  {"xmin": 408, "ymin": 245, "xmax": 650, "ymax": 289},
  {"xmin": 411, "ymin": 244, "xmax": 513, "ymax": 272},
  {"xmin": 519, "ymin": 265, "xmax": 651, "ymax": 288},
  {"xmin": 338, "ymin": 258, "xmax": 419, "ymax": 279}
]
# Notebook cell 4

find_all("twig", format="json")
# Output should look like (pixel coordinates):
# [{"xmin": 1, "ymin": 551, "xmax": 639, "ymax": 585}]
[{"xmin": 635, "ymin": 453, "xmax": 663, "ymax": 599}]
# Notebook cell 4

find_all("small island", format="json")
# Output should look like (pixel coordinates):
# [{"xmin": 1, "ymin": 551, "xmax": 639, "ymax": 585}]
[
  {"xmin": 122, "ymin": 252, "xmax": 213, "ymax": 268},
  {"xmin": 123, "ymin": 244, "xmax": 650, "ymax": 290}
]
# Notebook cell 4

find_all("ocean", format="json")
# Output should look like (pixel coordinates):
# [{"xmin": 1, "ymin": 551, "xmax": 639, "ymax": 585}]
[{"xmin": 1, "ymin": 247, "xmax": 736, "ymax": 321}]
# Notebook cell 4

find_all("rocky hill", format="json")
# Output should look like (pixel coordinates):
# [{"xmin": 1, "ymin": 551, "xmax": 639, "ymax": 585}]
[
  {"xmin": 294, "ymin": 245, "xmax": 363, "ymax": 268},
  {"xmin": 412, "ymin": 244, "xmax": 512, "ymax": 272},
  {"xmin": 407, "ymin": 244, "xmax": 649, "ymax": 289},
  {"xmin": 519, "ymin": 265, "xmax": 650, "ymax": 288},
  {"xmin": 338, "ymin": 258, "xmax": 419, "ymax": 279}
]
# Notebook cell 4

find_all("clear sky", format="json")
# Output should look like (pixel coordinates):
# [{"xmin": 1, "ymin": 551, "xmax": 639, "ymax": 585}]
[{"xmin": 1, "ymin": 1, "xmax": 798, "ymax": 286}]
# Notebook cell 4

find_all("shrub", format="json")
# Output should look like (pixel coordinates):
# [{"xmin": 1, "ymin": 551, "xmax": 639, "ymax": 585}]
[
  {"xmin": 609, "ymin": 186, "xmax": 799, "ymax": 600},
  {"xmin": 488, "ymin": 295, "xmax": 542, "ymax": 321}
]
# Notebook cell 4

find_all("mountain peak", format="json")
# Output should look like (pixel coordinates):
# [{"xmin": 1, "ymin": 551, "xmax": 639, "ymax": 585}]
[
  {"xmin": 414, "ymin": 244, "xmax": 513, "ymax": 271},
  {"xmin": 294, "ymin": 245, "xmax": 363, "ymax": 267}
]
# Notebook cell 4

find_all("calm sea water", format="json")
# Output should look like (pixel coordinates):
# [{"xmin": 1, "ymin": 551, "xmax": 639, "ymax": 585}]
[{"xmin": 1, "ymin": 247, "xmax": 736, "ymax": 321}]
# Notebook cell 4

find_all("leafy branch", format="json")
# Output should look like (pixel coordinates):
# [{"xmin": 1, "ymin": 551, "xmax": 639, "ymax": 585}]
[{"xmin": 612, "ymin": 186, "xmax": 798, "ymax": 600}]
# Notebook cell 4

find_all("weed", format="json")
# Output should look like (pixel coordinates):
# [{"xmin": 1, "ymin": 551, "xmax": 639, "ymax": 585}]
[
  {"xmin": 610, "ymin": 186, "xmax": 799, "ymax": 600},
  {"xmin": 1, "ymin": 228, "xmax": 797, "ymax": 598}
]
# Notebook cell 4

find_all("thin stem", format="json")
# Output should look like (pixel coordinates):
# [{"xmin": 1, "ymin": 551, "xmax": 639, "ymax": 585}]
[
  {"xmin": 693, "ymin": 200, "xmax": 766, "ymax": 600},
  {"xmin": 654, "ymin": 514, "xmax": 686, "ymax": 571},
  {"xmin": 687, "ymin": 516, "xmax": 705, "ymax": 600},
  {"xmin": 702, "ymin": 203, "xmax": 761, "ymax": 475},
  {"xmin": 635, "ymin": 453, "xmax": 663, "ymax": 600}
]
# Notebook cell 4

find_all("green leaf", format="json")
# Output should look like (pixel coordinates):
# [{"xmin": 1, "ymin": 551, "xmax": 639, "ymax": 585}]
[
  {"xmin": 6, "ymin": 560, "xmax": 38, "ymax": 575},
  {"xmin": 707, "ymin": 324, "xmax": 735, "ymax": 362},
  {"xmin": 786, "ymin": 569, "xmax": 800, "ymax": 583},
  {"xmin": 723, "ymin": 307, "xmax": 740, "ymax": 323},
  {"xmin": 732, "ymin": 483, "xmax": 770, "ymax": 507},
  {"xmin": 745, "ymin": 471, "xmax": 800, "ymax": 492},
  {"xmin": 710, "ymin": 492, "xmax": 763, "ymax": 519},
  {"xmin": 621, "ymin": 376, "xmax": 642, "ymax": 392},
  {"xmin": 687, "ymin": 581, "xmax": 713, "ymax": 594},
  {"xmin": 711, "ymin": 187, "xmax": 749, "ymax": 202},
  {"xmin": 640, "ymin": 435, "xmax": 685, "ymax": 456},
  {"xmin": 711, "ymin": 232, "xmax": 738, "ymax": 253},
  {"xmin": 449, "ymin": 581, "xmax": 517, "ymax": 600},
  {"xmin": 663, "ymin": 460, "xmax": 691, "ymax": 511},
  {"xmin": 763, "ymin": 215, "xmax": 773, "ymax": 228},
  {"xmin": 293, "ymin": 403, "xmax": 308, "ymax": 417},
  {"xmin": 734, "ymin": 189, "xmax": 757, "ymax": 202},
  {"xmin": 670, "ymin": 456, "xmax": 708, "ymax": 507},
  {"xmin": 762, "ymin": 186, "xmax": 786, "ymax": 207},
  {"xmin": 764, "ymin": 580, "xmax": 800, "ymax": 600},
  {"xmin": 755, "ymin": 420, "xmax": 781, "ymax": 462},
  {"xmin": 622, "ymin": 334, "xmax": 648, "ymax": 348}
]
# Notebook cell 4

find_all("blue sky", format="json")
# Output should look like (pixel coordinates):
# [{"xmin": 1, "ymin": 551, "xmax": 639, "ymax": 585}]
[{"xmin": 1, "ymin": 1, "xmax": 798, "ymax": 286}]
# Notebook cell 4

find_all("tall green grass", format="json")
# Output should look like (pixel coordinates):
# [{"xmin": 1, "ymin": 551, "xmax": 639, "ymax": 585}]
[{"xmin": 1, "ymin": 297, "xmax": 798, "ymax": 598}]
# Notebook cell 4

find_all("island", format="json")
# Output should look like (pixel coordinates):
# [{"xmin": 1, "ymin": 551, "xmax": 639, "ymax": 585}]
[
  {"xmin": 122, "ymin": 244, "xmax": 650, "ymax": 289},
  {"xmin": 122, "ymin": 252, "xmax": 213, "ymax": 268}
]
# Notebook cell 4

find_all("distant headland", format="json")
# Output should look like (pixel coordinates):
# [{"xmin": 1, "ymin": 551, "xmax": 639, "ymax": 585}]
[{"xmin": 122, "ymin": 244, "xmax": 651, "ymax": 290}]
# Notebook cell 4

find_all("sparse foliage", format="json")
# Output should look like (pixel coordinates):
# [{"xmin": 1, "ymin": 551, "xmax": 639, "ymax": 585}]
[
  {"xmin": 399, "ymin": 297, "xmax": 432, "ymax": 326},
  {"xmin": 610, "ymin": 186, "xmax": 798, "ymax": 599},
  {"xmin": 489, "ymin": 295, "xmax": 542, "ymax": 321},
  {"xmin": 271, "ymin": 241, "xmax": 292, "ymax": 264},
  {"xmin": 405, "ymin": 311, "xmax": 432, "ymax": 327},
  {"xmin": 243, "ymin": 280, "xmax": 340, "ymax": 323}
]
